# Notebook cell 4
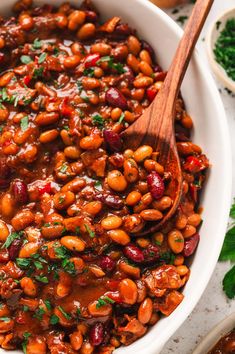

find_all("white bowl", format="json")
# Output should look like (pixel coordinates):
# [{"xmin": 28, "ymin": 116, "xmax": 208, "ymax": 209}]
[
  {"xmin": 0, "ymin": 1, "xmax": 232, "ymax": 353},
  {"xmin": 206, "ymin": 7, "xmax": 235, "ymax": 93},
  {"xmin": 193, "ymin": 312, "xmax": 235, "ymax": 354}
]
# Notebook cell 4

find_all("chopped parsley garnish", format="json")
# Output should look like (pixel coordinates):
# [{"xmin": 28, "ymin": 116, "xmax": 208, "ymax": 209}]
[
  {"xmin": 16, "ymin": 258, "xmax": 31, "ymax": 268},
  {"xmin": 1, "ymin": 231, "xmax": 24, "ymax": 249},
  {"xmin": 92, "ymin": 114, "xmax": 104, "ymax": 129},
  {"xmin": 76, "ymin": 308, "xmax": 81, "ymax": 316},
  {"xmin": 32, "ymin": 38, "xmax": 42, "ymax": 49},
  {"xmin": 59, "ymin": 164, "xmax": 68, "ymax": 174},
  {"xmin": 33, "ymin": 307, "xmax": 46, "ymax": 320},
  {"xmin": 0, "ymin": 317, "xmax": 10, "ymax": 322},
  {"xmin": 214, "ymin": 19, "xmax": 235, "ymax": 81},
  {"xmin": 61, "ymin": 259, "xmax": 76, "ymax": 276},
  {"xmin": 96, "ymin": 296, "xmax": 115, "ymax": 308},
  {"xmin": 20, "ymin": 116, "xmax": 29, "ymax": 131},
  {"xmin": 23, "ymin": 305, "xmax": 29, "ymax": 312},
  {"xmin": 21, "ymin": 55, "xmax": 33, "ymax": 64},
  {"xmin": 38, "ymin": 52, "xmax": 47, "ymax": 64},
  {"xmin": 98, "ymin": 56, "xmax": 125, "ymax": 74},
  {"xmin": 44, "ymin": 300, "xmax": 52, "ymax": 310},
  {"xmin": 33, "ymin": 67, "xmax": 44, "ymax": 79},
  {"xmin": 118, "ymin": 112, "xmax": 125, "ymax": 124},
  {"xmin": 84, "ymin": 223, "xmax": 95, "ymax": 238},
  {"xmin": 35, "ymin": 275, "xmax": 49, "ymax": 283},
  {"xmin": 84, "ymin": 67, "xmax": 95, "ymax": 77},
  {"xmin": 58, "ymin": 306, "xmax": 71, "ymax": 320},
  {"xmin": 58, "ymin": 196, "xmax": 65, "ymax": 204},
  {"xmin": 22, "ymin": 332, "xmax": 31, "ymax": 354},
  {"xmin": 50, "ymin": 314, "xmax": 59, "ymax": 325}
]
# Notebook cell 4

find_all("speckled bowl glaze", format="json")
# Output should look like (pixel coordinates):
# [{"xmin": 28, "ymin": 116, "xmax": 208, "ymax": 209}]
[{"xmin": 0, "ymin": 1, "xmax": 232, "ymax": 353}]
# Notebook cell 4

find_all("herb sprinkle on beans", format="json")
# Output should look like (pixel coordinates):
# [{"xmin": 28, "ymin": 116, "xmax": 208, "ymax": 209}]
[{"xmin": 0, "ymin": 0, "xmax": 209, "ymax": 353}]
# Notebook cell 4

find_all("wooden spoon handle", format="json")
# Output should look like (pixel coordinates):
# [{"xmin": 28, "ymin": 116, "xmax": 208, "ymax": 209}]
[{"xmin": 152, "ymin": 0, "xmax": 214, "ymax": 119}]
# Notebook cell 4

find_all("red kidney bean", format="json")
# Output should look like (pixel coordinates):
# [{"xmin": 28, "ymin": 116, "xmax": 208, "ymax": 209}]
[
  {"xmin": 122, "ymin": 66, "xmax": 134, "ymax": 83},
  {"xmin": 175, "ymin": 123, "xmax": 190, "ymax": 142},
  {"xmin": 0, "ymin": 53, "xmax": 5, "ymax": 64},
  {"xmin": 105, "ymin": 87, "xmax": 128, "ymax": 110},
  {"xmin": 95, "ymin": 192, "xmax": 124, "ymax": 210},
  {"xmin": 12, "ymin": 180, "xmax": 28, "ymax": 204},
  {"xmin": 147, "ymin": 171, "xmax": 165, "ymax": 200},
  {"xmin": 123, "ymin": 244, "xmax": 144, "ymax": 263},
  {"xmin": 183, "ymin": 233, "xmax": 200, "ymax": 257},
  {"xmin": 85, "ymin": 10, "xmax": 98, "ymax": 22},
  {"xmin": 84, "ymin": 53, "xmax": 101, "ymax": 68},
  {"xmin": 189, "ymin": 183, "xmax": 199, "ymax": 203},
  {"xmin": 115, "ymin": 24, "xmax": 134, "ymax": 36},
  {"xmin": 141, "ymin": 40, "xmax": 155, "ymax": 60},
  {"xmin": 100, "ymin": 256, "xmax": 115, "ymax": 272},
  {"xmin": 89, "ymin": 322, "xmax": 104, "ymax": 346},
  {"xmin": 154, "ymin": 64, "xmax": 163, "ymax": 73},
  {"xmin": 103, "ymin": 129, "xmax": 122, "ymax": 152},
  {"xmin": 8, "ymin": 238, "xmax": 23, "ymax": 260},
  {"xmin": 142, "ymin": 244, "xmax": 159, "ymax": 263}
]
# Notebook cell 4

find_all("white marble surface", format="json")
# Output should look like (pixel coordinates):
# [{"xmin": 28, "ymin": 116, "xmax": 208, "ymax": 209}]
[{"xmin": 161, "ymin": 1, "xmax": 235, "ymax": 353}]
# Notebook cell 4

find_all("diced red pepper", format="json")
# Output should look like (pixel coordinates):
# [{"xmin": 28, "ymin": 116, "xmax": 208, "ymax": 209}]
[
  {"xmin": 23, "ymin": 75, "xmax": 31, "ymax": 86},
  {"xmin": 2, "ymin": 140, "xmax": 11, "ymax": 148},
  {"xmin": 84, "ymin": 53, "xmax": 101, "ymax": 68},
  {"xmin": 38, "ymin": 182, "xmax": 52, "ymax": 195},
  {"xmin": 106, "ymin": 280, "xmax": 120, "ymax": 291},
  {"xmin": 61, "ymin": 98, "xmax": 74, "ymax": 117},
  {"xmin": 104, "ymin": 291, "xmax": 122, "ymax": 303},
  {"xmin": 146, "ymin": 87, "xmax": 157, "ymax": 102},
  {"xmin": 184, "ymin": 156, "xmax": 202, "ymax": 173}
]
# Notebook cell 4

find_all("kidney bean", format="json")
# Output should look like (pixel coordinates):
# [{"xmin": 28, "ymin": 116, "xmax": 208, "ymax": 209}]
[
  {"xmin": 8, "ymin": 238, "xmax": 23, "ymax": 260},
  {"xmin": 147, "ymin": 171, "xmax": 165, "ymax": 200},
  {"xmin": 0, "ymin": 159, "xmax": 11, "ymax": 179},
  {"xmin": 143, "ymin": 244, "xmax": 159, "ymax": 263},
  {"xmin": 123, "ymin": 244, "xmax": 144, "ymax": 263},
  {"xmin": 115, "ymin": 24, "xmax": 134, "ymax": 36},
  {"xmin": 85, "ymin": 10, "xmax": 98, "ymax": 22},
  {"xmin": 146, "ymin": 87, "xmax": 157, "ymax": 102},
  {"xmin": 105, "ymin": 88, "xmax": 127, "ymax": 110},
  {"xmin": 89, "ymin": 322, "xmax": 104, "ymax": 346},
  {"xmin": 122, "ymin": 65, "xmax": 134, "ymax": 83},
  {"xmin": 12, "ymin": 180, "xmax": 28, "ymax": 204},
  {"xmin": 100, "ymin": 256, "xmax": 115, "ymax": 272},
  {"xmin": 175, "ymin": 123, "xmax": 190, "ymax": 142},
  {"xmin": 103, "ymin": 129, "xmax": 122, "ymax": 152},
  {"xmin": 183, "ymin": 233, "xmax": 200, "ymax": 257},
  {"xmin": 0, "ymin": 53, "xmax": 5, "ymax": 64},
  {"xmin": 95, "ymin": 192, "xmax": 124, "ymax": 210}
]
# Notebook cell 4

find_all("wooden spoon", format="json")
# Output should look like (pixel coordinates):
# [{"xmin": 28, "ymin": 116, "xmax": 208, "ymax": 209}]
[{"xmin": 122, "ymin": 0, "xmax": 214, "ymax": 235}]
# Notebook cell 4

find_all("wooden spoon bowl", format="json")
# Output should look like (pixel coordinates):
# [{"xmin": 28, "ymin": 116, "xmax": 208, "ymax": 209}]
[{"xmin": 122, "ymin": 0, "xmax": 214, "ymax": 235}]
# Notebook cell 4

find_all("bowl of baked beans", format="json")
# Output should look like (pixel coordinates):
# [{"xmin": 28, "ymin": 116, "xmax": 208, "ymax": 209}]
[{"xmin": 0, "ymin": 0, "xmax": 231, "ymax": 353}]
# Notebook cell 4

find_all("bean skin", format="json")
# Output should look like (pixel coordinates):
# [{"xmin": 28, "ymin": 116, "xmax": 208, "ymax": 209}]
[
  {"xmin": 61, "ymin": 236, "xmax": 86, "ymax": 252},
  {"xmin": 119, "ymin": 278, "xmax": 138, "ymax": 304}
]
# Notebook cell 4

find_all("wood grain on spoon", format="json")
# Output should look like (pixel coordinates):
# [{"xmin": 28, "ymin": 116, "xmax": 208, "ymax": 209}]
[{"xmin": 122, "ymin": 0, "xmax": 214, "ymax": 235}]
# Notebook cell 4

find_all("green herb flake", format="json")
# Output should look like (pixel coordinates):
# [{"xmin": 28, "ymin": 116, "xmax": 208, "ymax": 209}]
[
  {"xmin": 50, "ymin": 314, "xmax": 59, "ymax": 325},
  {"xmin": 214, "ymin": 19, "xmax": 235, "ymax": 81},
  {"xmin": 35, "ymin": 275, "xmax": 49, "ymax": 284},
  {"xmin": 2, "ymin": 231, "xmax": 24, "ymax": 249},
  {"xmin": 32, "ymin": 38, "xmax": 42, "ymax": 49},
  {"xmin": 96, "ymin": 296, "xmax": 115, "ymax": 309},
  {"xmin": 23, "ymin": 332, "xmax": 31, "ymax": 340},
  {"xmin": 38, "ymin": 52, "xmax": 47, "ymax": 64},
  {"xmin": 98, "ymin": 56, "xmax": 125, "ymax": 74},
  {"xmin": 33, "ymin": 307, "xmax": 46, "ymax": 320},
  {"xmin": 92, "ymin": 114, "xmax": 104, "ymax": 129},
  {"xmin": 33, "ymin": 260, "xmax": 43, "ymax": 270},
  {"xmin": 21, "ymin": 55, "xmax": 33, "ymax": 64},
  {"xmin": 44, "ymin": 300, "xmax": 52, "ymax": 310},
  {"xmin": 23, "ymin": 305, "xmax": 29, "ymax": 312},
  {"xmin": 33, "ymin": 67, "xmax": 44, "ymax": 79},
  {"xmin": 0, "ymin": 317, "xmax": 10, "ymax": 322},
  {"xmin": 118, "ymin": 112, "xmax": 125, "ymax": 124},
  {"xmin": 16, "ymin": 258, "xmax": 31, "ymax": 268},
  {"xmin": 84, "ymin": 67, "xmax": 95, "ymax": 77},
  {"xmin": 58, "ymin": 306, "xmax": 71, "ymax": 320},
  {"xmin": 59, "ymin": 164, "xmax": 68, "ymax": 174},
  {"xmin": 84, "ymin": 223, "xmax": 95, "ymax": 238},
  {"xmin": 20, "ymin": 116, "xmax": 29, "ymax": 131}
]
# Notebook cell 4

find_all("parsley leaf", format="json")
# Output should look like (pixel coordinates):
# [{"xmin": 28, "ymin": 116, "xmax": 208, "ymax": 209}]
[
  {"xmin": 50, "ymin": 314, "xmax": 59, "ymax": 325},
  {"xmin": 38, "ymin": 52, "xmax": 47, "ymax": 64},
  {"xmin": 20, "ymin": 116, "xmax": 29, "ymax": 131},
  {"xmin": 2, "ymin": 231, "xmax": 23, "ymax": 249},
  {"xmin": 92, "ymin": 114, "xmax": 104, "ymax": 129},
  {"xmin": 84, "ymin": 68, "xmax": 95, "ymax": 77},
  {"xmin": 59, "ymin": 164, "xmax": 68, "ymax": 174},
  {"xmin": 96, "ymin": 296, "xmax": 115, "ymax": 308},
  {"xmin": 219, "ymin": 226, "xmax": 235, "ymax": 261},
  {"xmin": 98, "ymin": 56, "xmax": 125, "ymax": 74},
  {"xmin": 35, "ymin": 275, "xmax": 49, "ymax": 284},
  {"xmin": 33, "ymin": 307, "xmax": 45, "ymax": 320},
  {"xmin": 32, "ymin": 38, "xmax": 42, "ymax": 49},
  {"xmin": 16, "ymin": 258, "xmax": 31, "ymax": 268},
  {"xmin": 33, "ymin": 67, "xmax": 44, "ymax": 79},
  {"xmin": 84, "ymin": 224, "xmax": 95, "ymax": 238},
  {"xmin": 0, "ymin": 317, "xmax": 10, "ymax": 322},
  {"xmin": 44, "ymin": 300, "xmax": 52, "ymax": 310},
  {"xmin": 21, "ymin": 55, "xmax": 33, "ymax": 64},
  {"xmin": 58, "ymin": 306, "xmax": 71, "ymax": 320},
  {"xmin": 118, "ymin": 112, "xmax": 125, "ymax": 124},
  {"xmin": 223, "ymin": 265, "xmax": 235, "ymax": 299}
]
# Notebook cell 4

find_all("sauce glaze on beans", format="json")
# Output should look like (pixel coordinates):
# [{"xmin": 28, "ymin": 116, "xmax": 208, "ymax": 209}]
[{"xmin": 0, "ymin": 0, "xmax": 209, "ymax": 352}]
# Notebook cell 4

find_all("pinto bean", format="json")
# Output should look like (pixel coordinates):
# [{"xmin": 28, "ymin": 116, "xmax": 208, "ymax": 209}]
[
  {"xmin": 101, "ymin": 215, "xmax": 122, "ymax": 230},
  {"xmin": 107, "ymin": 229, "xmax": 130, "ymax": 245},
  {"xmin": 107, "ymin": 170, "xmax": 127, "ymax": 192},
  {"xmin": 11, "ymin": 210, "xmax": 34, "ymax": 231},
  {"xmin": 61, "ymin": 236, "xmax": 86, "ymax": 252},
  {"xmin": 168, "ymin": 230, "xmax": 184, "ymax": 253},
  {"xmin": 138, "ymin": 298, "xmax": 153, "ymax": 324},
  {"xmin": 20, "ymin": 277, "xmax": 37, "ymax": 297},
  {"xmin": 18, "ymin": 242, "xmax": 39, "ymax": 258},
  {"xmin": 77, "ymin": 23, "xmax": 96, "ymax": 40},
  {"xmin": 0, "ymin": 221, "xmax": 9, "ymax": 242},
  {"xmin": 119, "ymin": 278, "xmax": 138, "ymax": 304},
  {"xmin": 53, "ymin": 191, "xmax": 75, "ymax": 210},
  {"xmin": 35, "ymin": 112, "xmax": 59, "ymax": 126},
  {"xmin": 70, "ymin": 330, "xmax": 83, "ymax": 351},
  {"xmin": 123, "ymin": 159, "xmax": 139, "ymax": 183},
  {"xmin": 88, "ymin": 301, "xmax": 112, "ymax": 317}
]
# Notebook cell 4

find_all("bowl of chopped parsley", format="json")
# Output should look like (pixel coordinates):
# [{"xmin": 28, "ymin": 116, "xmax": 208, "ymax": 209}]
[{"xmin": 206, "ymin": 7, "xmax": 235, "ymax": 93}]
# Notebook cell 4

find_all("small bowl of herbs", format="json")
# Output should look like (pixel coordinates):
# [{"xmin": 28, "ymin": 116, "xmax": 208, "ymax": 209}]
[{"xmin": 206, "ymin": 8, "xmax": 235, "ymax": 93}]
